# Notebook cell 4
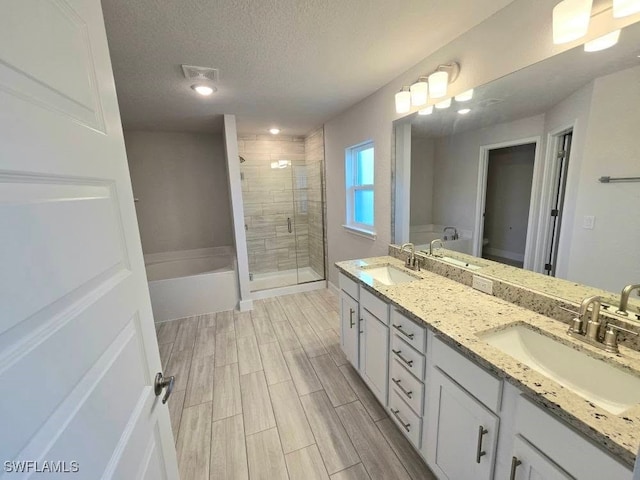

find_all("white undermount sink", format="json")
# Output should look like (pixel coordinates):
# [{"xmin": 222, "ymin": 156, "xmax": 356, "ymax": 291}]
[
  {"xmin": 478, "ymin": 324, "xmax": 640, "ymax": 414},
  {"xmin": 359, "ymin": 265, "xmax": 419, "ymax": 286}
]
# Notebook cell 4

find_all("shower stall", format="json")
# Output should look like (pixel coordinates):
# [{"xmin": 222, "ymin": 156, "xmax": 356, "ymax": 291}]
[{"xmin": 239, "ymin": 129, "xmax": 326, "ymax": 292}]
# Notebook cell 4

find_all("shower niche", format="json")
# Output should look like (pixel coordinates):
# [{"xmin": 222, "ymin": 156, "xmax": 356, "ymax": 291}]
[{"xmin": 238, "ymin": 129, "xmax": 326, "ymax": 291}]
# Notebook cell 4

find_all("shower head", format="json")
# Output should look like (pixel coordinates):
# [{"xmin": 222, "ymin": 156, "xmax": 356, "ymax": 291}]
[{"xmin": 239, "ymin": 156, "xmax": 246, "ymax": 163}]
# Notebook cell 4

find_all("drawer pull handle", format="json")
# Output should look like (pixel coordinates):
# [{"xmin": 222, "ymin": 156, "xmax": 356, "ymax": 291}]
[
  {"xmin": 393, "ymin": 324, "xmax": 415, "ymax": 339},
  {"xmin": 390, "ymin": 408, "xmax": 411, "ymax": 432},
  {"xmin": 349, "ymin": 308, "xmax": 355, "ymax": 328},
  {"xmin": 509, "ymin": 456, "xmax": 522, "ymax": 480},
  {"xmin": 476, "ymin": 426, "xmax": 488, "ymax": 463},
  {"xmin": 392, "ymin": 377, "xmax": 413, "ymax": 398},
  {"xmin": 391, "ymin": 349, "xmax": 414, "ymax": 367}
]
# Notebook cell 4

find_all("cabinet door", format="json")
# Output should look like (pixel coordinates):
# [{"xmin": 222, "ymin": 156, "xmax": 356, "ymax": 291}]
[
  {"xmin": 425, "ymin": 367, "xmax": 499, "ymax": 480},
  {"xmin": 510, "ymin": 435, "xmax": 573, "ymax": 480},
  {"xmin": 340, "ymin": 291, "xmax": 359, "ymax": 368},
  {"xmin": 361, "ymin": 309, "xmax": 389, "ymax": 404}
]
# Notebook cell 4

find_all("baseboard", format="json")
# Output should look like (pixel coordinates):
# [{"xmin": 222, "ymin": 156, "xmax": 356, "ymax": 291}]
[
  {"xmin": 238, "ymin": 299, "xmax": 254, "ymax": 311},
  {"xmin": 251, "ymin": 280, "xmax": 326, "ymax": 300},
  {"xmin": 328, "ymin": 281, "xmax": 339, "ymax": 296}
]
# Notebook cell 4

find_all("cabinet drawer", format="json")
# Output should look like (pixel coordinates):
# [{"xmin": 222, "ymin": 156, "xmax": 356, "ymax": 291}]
[
  {"xmin": 360, "ymin": 287, "xmax": 389, "ymax": 324},
  {"xmin": 389, "ymin": 389, "xmax": 422, "ymax": 448},
  {"xmin": 432, "ymin": 336, "xmax": 502, "ymax": 413},
  {"xmin": 391, "ymin": 309, "xmax": 426, "ymax": 352},
  {"xmin": 390, "ymin": 358, "xmax": 424, "ymax": 416},
  {"xmin": 391, "ymin": 334, "xmax": 425, "ymax": 380},
  {"xmin": 339, "ymin": 272, "xmax": 359, "ymax": 300}
]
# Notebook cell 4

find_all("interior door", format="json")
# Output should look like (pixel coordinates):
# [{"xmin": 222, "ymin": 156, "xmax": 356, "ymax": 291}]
[{"xmin": 0, "ymin": 1, "xmax": 179, "ymax": 478}]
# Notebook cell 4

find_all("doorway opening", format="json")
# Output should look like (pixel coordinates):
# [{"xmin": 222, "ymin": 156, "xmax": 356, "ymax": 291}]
[
  {"xmin": 543, "ymin": 129, "xmax": 573, "ymax": 276},
  {"xmin": 480, "ymin": 143, "xmax": 537, "ymax": 268}
]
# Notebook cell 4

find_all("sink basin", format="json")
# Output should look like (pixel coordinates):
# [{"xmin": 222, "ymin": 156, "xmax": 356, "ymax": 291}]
[
  {"xmin": 440, "ymin": 256, "xmax": 481, "ymax": 271},
  {"xmin": 359, "ymin": 265, "xmax": 419, "ymax": 286},
  {"xmin": 478, "ymin": 324, "xmax": 640, "ymax": 414}
]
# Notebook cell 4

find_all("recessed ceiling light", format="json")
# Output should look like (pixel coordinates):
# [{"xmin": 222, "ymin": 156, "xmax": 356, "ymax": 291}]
[
  {"xmin": 269, "ymin": 128, "xmax": 280, "ymax": 135},
  {"xmin": 458, "ymin": 108, "xmax": 471, "ymax": 115},
  {"xmin": 192, "ymin": 84, "xmax": 215, "ymax": 96}
]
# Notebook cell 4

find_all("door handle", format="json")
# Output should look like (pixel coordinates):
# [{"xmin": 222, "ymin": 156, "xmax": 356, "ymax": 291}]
[
  {"xmin": 287, "ymin": 217, "xmax": 292, "ymax": 233},
  {"xmin": 154, "ymin": 372, "xmax": 175, "ymax": 404},
  {"xmin": 392, "ymin": 324, "xmax": 415, "ymax": 339},
  {"xmin": 510, "ymin": 456, "xmax": 522, "ymax": 480},
  {"xmin": 349, "ymin": 308, "xmax": 355, "ymax": 328},
  {"xmin": 390, "ymin": 408, "xmax": 411, "ymax": 432},
  {"xmin": 391, "ymin": 349, "xmax": 414, "ymax": 367},
  {"xmin": 476, "ymin": 426, "xmax": 488, "ymax": 463},
  {"xmin": 392, "ymin": 377, "xmax": 413, "ymax": 398}
]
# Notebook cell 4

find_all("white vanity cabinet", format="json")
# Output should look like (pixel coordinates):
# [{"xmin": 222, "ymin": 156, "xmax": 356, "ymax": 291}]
[
  {"xmin": 508, "ymin": 435, "xmax": 572, "ymax": 480},
  {"xmin": 339, "ymin": 273, "xmax": 390, "ymax": 405}
]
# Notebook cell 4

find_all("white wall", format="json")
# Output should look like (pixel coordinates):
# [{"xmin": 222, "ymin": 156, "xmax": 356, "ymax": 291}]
[
  {"xmin": 323, "ymin": 0, "xmax": 639, "ymax": 284},
  {"xmin": 410, "ymin": 136, "xmax": 435, "ymax": 226},
  {"xmin": 125, "ymin": 130, "xmax": 233, "ymax": 254},
  {"xmin": 563, "ymin": 66, "xmax": 640, "ymax": 292}
]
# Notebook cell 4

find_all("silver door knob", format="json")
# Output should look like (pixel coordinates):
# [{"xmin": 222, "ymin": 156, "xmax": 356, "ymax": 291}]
[{"xmin": 154, "ymin": 372, "xmax": 175, "ymax": 404}]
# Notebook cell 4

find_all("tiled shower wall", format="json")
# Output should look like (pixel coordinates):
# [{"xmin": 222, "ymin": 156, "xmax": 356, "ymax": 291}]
[
  {"xmin": 238, "ymin": 135, "xmax": 311, "ymax": 275},
  {"xmin": 304, "ymin": 127, "xmax": 326, "ymax": 278}
]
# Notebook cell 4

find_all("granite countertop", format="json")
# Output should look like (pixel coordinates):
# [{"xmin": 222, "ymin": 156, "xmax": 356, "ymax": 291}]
[{"xmin": 336, "ymin": 255, "xmax": 640, "ymax": 468}]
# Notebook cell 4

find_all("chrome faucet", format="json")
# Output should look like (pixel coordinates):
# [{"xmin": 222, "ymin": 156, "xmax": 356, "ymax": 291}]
[
  {"xmin": 429, "ymin": 239, "xmax": 444, "ymax": 256},
  {"xmin": 400, "ymin": 243, "xmax": 419, "ymax": 271},
  {"xmin": 616, "ymin": 284, "xmax": 640, "ymax": 316},
  {"xmin": 443, "ymin": 226, "xmax": 459, "ymax": 241}
]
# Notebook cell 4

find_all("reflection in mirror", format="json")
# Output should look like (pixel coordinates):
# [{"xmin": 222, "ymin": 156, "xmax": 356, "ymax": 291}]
[{"xmin": 394, "ymin": 21, "xmax": 640, "ymax": 300}]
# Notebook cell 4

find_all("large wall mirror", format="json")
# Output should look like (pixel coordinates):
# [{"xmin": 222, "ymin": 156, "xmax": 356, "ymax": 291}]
[{"xmin": 393, "ymin": 21, "xmax": 640, "ymax": 299}]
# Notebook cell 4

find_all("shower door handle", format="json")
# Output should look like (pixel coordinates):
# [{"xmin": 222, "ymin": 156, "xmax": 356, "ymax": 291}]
[{"xmin": 287, "ymin": 217, "xmax": 292, "ymax": 233}]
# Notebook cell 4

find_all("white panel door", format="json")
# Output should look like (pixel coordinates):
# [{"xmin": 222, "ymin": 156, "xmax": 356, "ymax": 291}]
[
  {"xmin": 0, "ymin": 1, "xmax": 179, "ymax": 479},
  {"xmin": 340, "ymin": 291, "xmax": 359, "ymax": 368},
  {"xmin": 361, "ymin": 310, "xmax": 389, "ymax": 405},
  {"xmin": 426, "ymin": 368, "xmax": 499, "ymax": 480},
  {"xmin": 511, "ymin": 435, "xmax": 573, "ymax": 480}
]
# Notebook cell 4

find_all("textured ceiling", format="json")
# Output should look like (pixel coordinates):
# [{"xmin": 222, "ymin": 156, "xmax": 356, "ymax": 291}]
[
  {"xmin": 101, "ymin": 0, "xmax": 514, "ymax": 135},
  {"xmin": 409, "ymin": 20, "xmax": 640, "ymax": 138}
]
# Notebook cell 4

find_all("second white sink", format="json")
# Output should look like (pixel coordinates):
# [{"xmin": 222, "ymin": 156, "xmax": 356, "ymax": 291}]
[
  {"xmin": 478, "ymin": 324, "xmax": 640, "ymax": 414},
  {"xmin": 360, "ymin": 265, "xmax": 418, "ymax": 286}
]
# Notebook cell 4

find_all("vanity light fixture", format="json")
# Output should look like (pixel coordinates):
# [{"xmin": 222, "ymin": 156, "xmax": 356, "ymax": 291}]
[
  {"xmin": 458, "ymin": 108, "xmax": 471, "ymax": 115},
  {"xmin": 418, "ymin": 106, "xmax": 434, "ymax": 115},
  {"xmin": 428, "ymin": 63, "xmax": 460, "ymax": 99},
  {"xmin": 584, "ymin": 30, "xmax": 621, "ymax": 52},
  {"xmin": 455, "ymin": 89, "xmax": 474, "ymax": 102},
  {"xmin": 269, "ymin": 128, "xmax": 280, "ymax": 135},
  {"xmin": 191, "ymin": 84, "xmax": 215, "ymax": 96},
  {"xmin": 395, "ymin": 87, "xmax": 412, "ymax": 114},
  {"xmin": 435, "ymin": 98, "xmax": 452, "ymax": 109},
  {"xmin": 613, "ymin": 0, "xmax": 640, "ymax": 17},
  {"xmin": 410, "ymin": 77, "xmax": 429, "ymax": 107},
  {"xmin": 552, "ymin": 0, "xmax": 593, "ymax": 44}
]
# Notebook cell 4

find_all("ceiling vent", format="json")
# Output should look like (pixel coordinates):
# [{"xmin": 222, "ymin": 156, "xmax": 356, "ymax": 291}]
[{"xmin": 181, "ymin": 65, "xmax": 219, "ymax": 82}]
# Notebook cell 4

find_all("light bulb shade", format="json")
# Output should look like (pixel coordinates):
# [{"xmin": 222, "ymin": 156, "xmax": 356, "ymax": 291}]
[
  {"xmin": 458, "ymin": 108, "xmax": 471, "ymax": 115},
  {"xmin": 435, "ymin": 98, "xmax": 452, "ymax": 109},
  {"xmin": 192, "ymin": 84, "xmax": 214, "ymax": 96},
  {"xmin": 455, "ymin": 89, "xmax": 474, "ymax": 102},
  {"xmin": 428, "ymin": 71, "xmax": 449, "ymax": 99},
  {"xmin": 410, "ymin": 80, "xmax": 429, "ymax": 106},
  {"xmin": 553, "ymin": 0, "xmax": 593, "ymax": 44},
  {"xmin": 395, "ymin": 90, "xmax": 411, "ymax": 114},
  {"xmin": 584, "ymin": 30, "xmax": 621, "ymax": 52},
  {"xmin": 613, "ymin": 0, "xmax": 640, "ymax": 17},
  {"xmin": 418, "ymin": 106, "xmax": 434, "ymax": 115}
]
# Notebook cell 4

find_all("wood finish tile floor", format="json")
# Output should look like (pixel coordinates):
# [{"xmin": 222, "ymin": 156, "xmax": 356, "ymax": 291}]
[{"xmin": 156, "ymin": 289, "xmax": 436, "ymax": 480}]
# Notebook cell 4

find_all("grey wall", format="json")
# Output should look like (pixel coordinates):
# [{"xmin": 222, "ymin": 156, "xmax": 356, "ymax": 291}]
[
  {"xmin": 410, "ymin": 136, "xmax": 435, "ymax": 226},
  {"xmin": 125, "ymin": 130, "xmax": 233, "ymax": 254},
  {"xmin": 323, "ymin": 0, "xmax": 637, "ymax": 285},
  {"xmin": 484, "ymin": 144, "xmax": 535, "ymax": 259}
]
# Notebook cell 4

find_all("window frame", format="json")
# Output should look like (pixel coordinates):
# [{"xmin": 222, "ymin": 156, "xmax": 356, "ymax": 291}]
[{"xmin": 344, "ymin": 141, "xmax": 376, "ymax": 238}]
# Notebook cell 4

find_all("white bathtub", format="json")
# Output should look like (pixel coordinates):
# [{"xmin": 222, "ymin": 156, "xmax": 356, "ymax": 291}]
[{"xmin": 145, "ymin": 247, "xmax": 238, "ymax": 322}]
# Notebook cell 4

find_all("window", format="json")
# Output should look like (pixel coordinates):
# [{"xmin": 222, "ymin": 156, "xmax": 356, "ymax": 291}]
[{"xmin": 345, "ymin": 141, "xmax": 375, "ymax": 237}]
